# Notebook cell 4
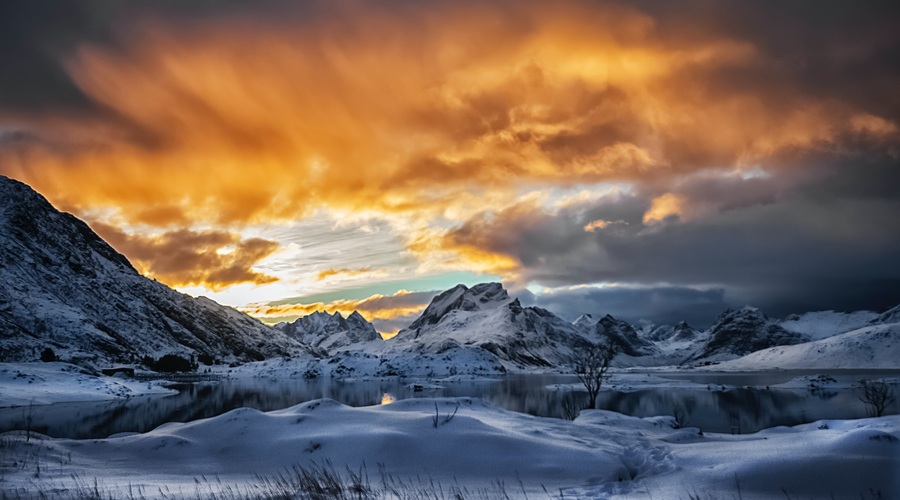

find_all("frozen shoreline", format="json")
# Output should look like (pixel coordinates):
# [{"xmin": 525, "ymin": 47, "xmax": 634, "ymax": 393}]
[
  {"xmin": 5, "ymin": 360, "xmax": 900, "ymax": 409},
  {"xmin": 0, "ymin": 362, "xmax": 177, "ymax": 408}
]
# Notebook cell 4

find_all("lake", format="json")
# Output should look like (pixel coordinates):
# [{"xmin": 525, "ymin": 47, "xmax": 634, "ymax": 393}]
[{"xmin": 1, "ymin": 370, "xmax": 898, "ymax": 439}]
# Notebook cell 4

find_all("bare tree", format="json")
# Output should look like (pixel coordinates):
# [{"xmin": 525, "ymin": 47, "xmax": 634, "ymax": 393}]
[
  {"xmin": 572, "ymin": 342, "xmax": 619, "ymax": 410},
  {"xmin": 858, "ymin": 379, "xmax": 896, "ymax": 417}
]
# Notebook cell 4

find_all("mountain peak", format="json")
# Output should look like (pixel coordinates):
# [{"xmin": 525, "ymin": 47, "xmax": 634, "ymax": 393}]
[
  {"xmin": 687, "ymin": 306, "xmax": 806, "ymax": 363},
  {"xmin": 407, "ymin": 282, "xmax": 512, "ymax": 330},
  {"xmin": 281, "ymin": 309, "xmax": 379, "ymax": 353}
]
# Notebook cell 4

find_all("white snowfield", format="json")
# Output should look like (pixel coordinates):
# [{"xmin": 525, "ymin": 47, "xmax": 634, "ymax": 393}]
[
  {"xmin": 1, "ymin": 397, "xmax": 897, "ymax": 499},
  {"xmin": 706, "ymin": 323, "xmax": 900, "ymax": 371},
  {"xmin": 0, "ymin": 362, "xmax": 176, "ymax": 408},
  {"xmin": 778, "ymin": 309, "xmax": 878, "ymax": 340}
]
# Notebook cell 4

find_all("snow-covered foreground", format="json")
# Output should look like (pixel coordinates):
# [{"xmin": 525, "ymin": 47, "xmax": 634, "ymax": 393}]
[
  {"xmin": 0, "ymin": 363, "xmax": 176, "ymax": 408},
  {"xmin": 1, "ymin": 397, "xmax": 897, "ymax": 499}
]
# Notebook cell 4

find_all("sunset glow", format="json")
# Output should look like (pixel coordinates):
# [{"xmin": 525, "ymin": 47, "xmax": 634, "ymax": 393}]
[{"xmin": 2, "ymin": 0, "xmax": 898, "ymax": 332}]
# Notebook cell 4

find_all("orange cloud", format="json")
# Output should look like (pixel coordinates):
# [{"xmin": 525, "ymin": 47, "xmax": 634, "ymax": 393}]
[
  {"xmin": 3, "ymin": 0, "xmax": 891, "ymax": 230},
  {"xmin": 315, "ymin": 267, "xmax": 388, "ymax": 281},
  {"xmin": 643, "ymin": 193, "xmax": 685, "ymax": 224},
  {"xmin": 2, "ymin": 1, "xmax": 897, "ymax": 291},
  {"xmin": 243, "ymin": 289, "xmax": 435, "ymax": 336},
  {"xmin": 92, "ymin": 223, "xmax": 280, "ymax": 290},
  {"xmin": 583, "ymin": 219, "xmax": 628, "ymax": 232}
]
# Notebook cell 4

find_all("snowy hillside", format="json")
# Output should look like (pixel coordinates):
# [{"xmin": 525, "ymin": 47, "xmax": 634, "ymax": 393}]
[
  {"xmin": 0, "ymin": 176, "xmax": 310, "ymax": 368},
  {"xmin": 872, "ymin": 304, "xmax": 900, "ymax": 324},
  {"xmin": 389, "ymin": 283, "xmax": 594, "ymax": 370},
  {"xmin": 278, "ymin": 310, "xmax": 381, "ymax": 354},
  {"xmin": 778, "ymin": 309, "xmax": 878, "ymax": 340},
  {"xmin": 707, "ymin": 322, "xmax": 900, "ymax": 370},
  {"xmin": 686, "ymin": 306, "xmax": 809, "ymax": 364}
]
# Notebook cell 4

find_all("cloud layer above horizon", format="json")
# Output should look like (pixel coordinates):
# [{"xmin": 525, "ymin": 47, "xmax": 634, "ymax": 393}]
[{"xmin": 2, "ymin": 0, "xmax": 899, "ymax": 328}]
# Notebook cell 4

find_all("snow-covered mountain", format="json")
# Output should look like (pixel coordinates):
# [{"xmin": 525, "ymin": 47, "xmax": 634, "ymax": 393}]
[
  {"xmin": 708, "ymin": 322, "xmax": 900, "ymax": 370},
  {"xmin": 778, "ymin": 310, "xmax": 878, "ymax": 341},
  {"xmin": 654, "ymin": 321, "xmax": 701, "ymax": 343},
  {"xmin": 685, "ymin": 306, "xmax": 809, "ymax": 364},
  {"xmin": 390, "ymin": 283, "xmax": 594, "ymax": 370},
  {"xmin": 590, "ymin": 314, "xmax": 659, "ymax": 357},
  {"xmin": 0, "ymin": 176, "xmax": 309, "ymax": 368},
  {"xmin": 277, "ymin": 310, "xmax": 380, "ymax": 353}
]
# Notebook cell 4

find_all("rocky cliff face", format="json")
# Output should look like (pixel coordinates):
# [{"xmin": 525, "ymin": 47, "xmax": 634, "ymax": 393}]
[
  {"xmin": 572, "ymin": 313, "xmax": 660, "ymax": 357},
  {"xmin": 0, "ymin": 176, "xmax": 309, "ymax": 367},
  {"xmin": 278, "ymin": 310, "xmax": 380, "ymax": 353},
  {"xmin": 647, "ymin": 321, "xmax": 700, "ymax": 343},
  {"xmin": 392, "ymin": 283, "xmax": 594, "ymax": 369},
  {"xmin": 686, "ymin": 306, "xmax": 808, "ymax": 363}
]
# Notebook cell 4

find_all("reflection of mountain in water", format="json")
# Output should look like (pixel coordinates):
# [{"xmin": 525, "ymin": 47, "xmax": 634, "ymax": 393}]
[
  {"xmin": 597, "ymin": 387, "xmax": 863, "ymax": 434},
  {"xmin": 1, "ymin": 375, "xmax": 896, "ymax": 438}
]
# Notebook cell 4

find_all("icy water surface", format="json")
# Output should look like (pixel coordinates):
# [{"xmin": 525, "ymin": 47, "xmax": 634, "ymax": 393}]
[{"xmin": 1, "ymin": 371, "xmax": 898, "ymax": 438}]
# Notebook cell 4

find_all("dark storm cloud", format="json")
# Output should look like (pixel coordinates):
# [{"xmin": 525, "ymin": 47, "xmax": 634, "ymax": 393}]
[
  {"xmin": 516, "ymin": 286, "xmax": 729, "ymax": 328},
  {"xmin": 0, "ymin": 0, "xmax": 258, "ymax": 112},
  {"xmin": 0, "ymin": 2, "xmax": 99, "ymax": 111},
  {"xmin": 636, "ymin": 0, "xmax": 900, "ymax": 120},
  {"xmin": 448, "ymin": 155, "xmax": 900, "ymax": 322},
  {"xmin": 3, "ymin": 1, "xmax": 898, "ymax": 117}
]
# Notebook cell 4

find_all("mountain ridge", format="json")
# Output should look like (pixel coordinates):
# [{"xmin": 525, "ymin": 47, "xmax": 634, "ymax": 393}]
[{"xmin": 0, "ymin": 175, "xmax": 310, "ymax": 368}]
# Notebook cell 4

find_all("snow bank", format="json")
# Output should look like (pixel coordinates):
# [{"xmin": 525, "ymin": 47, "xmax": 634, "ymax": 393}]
[
  {"xmin": 0, "ymin": 362, "xmax": 176, "ymax": 407},
  {"xmin": 2, "ymin": 397, "xmax": 897, "ymax": 499}
]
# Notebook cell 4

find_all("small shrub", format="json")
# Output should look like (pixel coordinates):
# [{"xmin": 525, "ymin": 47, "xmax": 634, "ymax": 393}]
[
  {"xmin": 153, "ymin": 354, "xmax": 195, "ymax": 373},
  {"xmin": 39, "ymin": 347, "xmax": 58, "ymax": 362},
  {"xmin": 197, "ymin": 353, "xmax": 216, "ymax": 366}
]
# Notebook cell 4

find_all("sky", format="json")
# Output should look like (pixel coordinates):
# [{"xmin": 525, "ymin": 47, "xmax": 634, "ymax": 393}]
[{"xmin": 1, "ymin": 1, "xmax": 899, "ymax": 334}]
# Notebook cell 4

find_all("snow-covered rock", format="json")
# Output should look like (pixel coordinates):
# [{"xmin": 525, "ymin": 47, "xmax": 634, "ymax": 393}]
[
  {"xmin": 278, "ymin": 310, "xmax": 381, "ymax": 354},
  {"xmin": 686, "ymin": 306, "xmax": 809, "ymax": 364},
  {"xmin": 648, "ymin": 321, "xmax": 700, "ymax": 343},
  {"xmin": 707, "ymin": 323, "xmax": 900, "ymax": 370},
  {"xmin": 871, "ymin": 304, "xmax": 900, "ymax": 325},
  {"xmin": 585, "ymin": 314, "xmax": 660, "ymax": 357},
  {"xmin": 572, "ymin": 313, "xmax": 598, "ymax": 330},
  {"xmin": 0, "ymin": 176, "xmax": 312, "ymax": 368},
  {"xmin": 390, "ymin": 283, "xmax": 594, "ymax": 371}
]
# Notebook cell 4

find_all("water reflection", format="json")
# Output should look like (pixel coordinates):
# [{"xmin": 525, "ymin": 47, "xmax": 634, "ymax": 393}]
[{"xmin": 1, "ymin": 372, "xmax": 897, "ymax": 439}]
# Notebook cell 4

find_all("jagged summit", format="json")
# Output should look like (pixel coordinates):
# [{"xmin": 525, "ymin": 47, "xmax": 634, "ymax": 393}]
[
  {"xmin": 570, "ymin": 312, "xmax": 659, "ymax": 357},
  {"xmin": 647, "ymin": 321, "xmax": 699, "ymax": 343},
  {"xmin": 407, "ymin": 282, "xmax": 511, "ymax": 331},
  {"xmin": 594, "ymin": 314, "xmax": 659, "ymax": 356},
  {"xmin": 392, "ymin": 282, "xmax": 592, "ymax": 368},
  {"xmin": 0, "ymin": 176, "xmax": 308, "ymax": 367},
  {"xmin": 686, "ymin": 306, "xmax": 808, "ymax": 363},
  {"xmin": 279, "ymin": 310, "xmax": 380, "ymax": 353},
  {"xmin": 572, "ymin": 314, "xmax": 597, "ymax": 329},
  {"xmin": 670, "ymin": 321, "xmax": 699, "ymax": 341}
]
